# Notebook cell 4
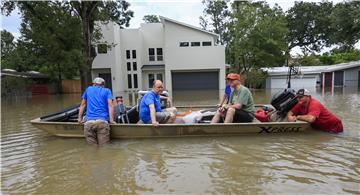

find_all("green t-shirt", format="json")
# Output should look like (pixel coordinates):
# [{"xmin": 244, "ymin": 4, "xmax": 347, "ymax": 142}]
[{"xmin": 229, "ymin": 85, "xmax": 255, "ymax": 113}]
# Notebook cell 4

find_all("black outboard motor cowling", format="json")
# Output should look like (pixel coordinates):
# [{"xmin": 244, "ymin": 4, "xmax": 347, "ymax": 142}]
[{"xmin": 271, "ymin": 88, "xmax": 298, "ymax": 116}]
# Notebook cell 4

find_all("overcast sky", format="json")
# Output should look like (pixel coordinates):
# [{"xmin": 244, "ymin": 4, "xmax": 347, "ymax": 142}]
[{"xmin": 1, "ymin": 0, "xmax": 356, "ymax": 55}]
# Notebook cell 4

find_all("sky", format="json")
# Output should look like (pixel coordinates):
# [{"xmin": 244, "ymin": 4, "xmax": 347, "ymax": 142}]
[{"xmin": 1, "ymin": 0, "xmax": 356, "ymax": 55}]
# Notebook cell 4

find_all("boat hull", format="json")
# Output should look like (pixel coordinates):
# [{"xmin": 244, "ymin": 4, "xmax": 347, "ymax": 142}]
[{"xmin": 30, "ymin": 118, "xmax": 312, "ymax": 139}]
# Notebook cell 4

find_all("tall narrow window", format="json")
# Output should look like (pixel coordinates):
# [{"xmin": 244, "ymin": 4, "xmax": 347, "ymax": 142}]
[
  {"xmin": 98, "ymin": 44, "xmax": 107, "ymax": 54},
  {"xmin": 127, "ymin": 62, "xmax": 131, "ymax": 71},
  {"xmin": 148, "ymin": 48, "xmax": 155, "ymax": 61},
  {"xmin": 133, "ymin": 74, "xmax": 138, "ymax": 88},
  {"xmin": 133, "ymin": 62, "xmax": 137, "ymax": 71},
  {"xmin": 157, "ymin": 73, "xmax": 163, "ymax": 82},
  {"xmin": 148, "ymin": 74, "xmax": 154, "ymax": 88},
  {"xmin": 191, "ymin": 42, "xmax": 200, "ymax": 47},
  {"xmin": 126, "ymin": 50, "xmax": 130, "ymax": 59},
  {"xmin": 157, "ymin": 48, "xmax": 163, "ymax": 61},
  {"xmin": 132, "ymin": 50, "xmax": 136, "ymax": 59},
  {"xmin": 127, "ymin": 74, "xmax": 132, "ymax": 88}
]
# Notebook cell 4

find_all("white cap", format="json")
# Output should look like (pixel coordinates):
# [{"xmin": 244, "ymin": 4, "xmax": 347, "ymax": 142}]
[
  {"xmin": 93, "ymin": 77, "xmax": 105, "ymax": 85},
  {"xmin": 296, "ymin": 89, "xmax": 311, "ymax": 96}
]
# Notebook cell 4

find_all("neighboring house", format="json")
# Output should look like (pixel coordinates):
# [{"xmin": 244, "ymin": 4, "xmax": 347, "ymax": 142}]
[
  {"xmin": 262, "ymin": 60, "xmax": 360, "ymax": 89},
  {"xmin": 92, "ymin": 16, "xmax": 226, "ymax": 93}
]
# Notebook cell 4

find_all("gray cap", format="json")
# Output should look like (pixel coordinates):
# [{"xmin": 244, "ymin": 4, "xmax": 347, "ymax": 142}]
[{"xmin": 93, "ymin": 77, "xmax": 105, "ymax": 85}]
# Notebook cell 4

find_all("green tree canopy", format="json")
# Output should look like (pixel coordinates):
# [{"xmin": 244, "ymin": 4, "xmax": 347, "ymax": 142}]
[
  {"xmin": 143, "ymin": 15, "xmax": 160, "ymax": 23},
  {"xmin": 199, "ymin": 0, "xmax": 230, "ymax": 44}
]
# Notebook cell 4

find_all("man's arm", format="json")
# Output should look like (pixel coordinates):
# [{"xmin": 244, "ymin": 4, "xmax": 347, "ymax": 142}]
[
  {"xmin": 78, "ymin": 99, "xmax": 86, "ymax": 123},
  {"xmin": 108, "ymin": 99, "xmax": 115, "ymax": 124},
  {"xmin": 287, "ymin": 111, "xmax": 297, "ymax": 122},
  {"xmin": 229, "ymin": 103, "xmax": 242, "ymax": 110},
  {"xmin": 149, "ymin": 104, "xmax": 159, "ymax": 127},
  {"xmin": 296, "ymin": 115, "xmax": 316, "ymax": 123}
]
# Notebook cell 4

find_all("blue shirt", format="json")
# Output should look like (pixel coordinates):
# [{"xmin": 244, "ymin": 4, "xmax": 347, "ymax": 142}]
[
  {"xmin": 225, "ymin": 84, "xmax": 231, "ymax": 102},
  {"xmin": 139, "ymin": 91, "xmax": 161, "ymax": 123},
  {"xmin": 82, "ymin": 85, "xmax": 113, "ymax": 121}
]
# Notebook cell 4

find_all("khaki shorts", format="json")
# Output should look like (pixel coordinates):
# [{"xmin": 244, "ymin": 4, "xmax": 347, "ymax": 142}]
[
  {"xmin": 84, "ymin": 120, "xmax": 110, "ymax": 146},
  {"xmin": 139, "ymin": 111, "xmax": 172, "ymax": 124}
]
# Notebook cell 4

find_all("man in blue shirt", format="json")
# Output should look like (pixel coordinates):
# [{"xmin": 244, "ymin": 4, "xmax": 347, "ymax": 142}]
[
  {"xmin": 78, "ymin": 77, "xmax": 115, "ymax": 147},
  {"xmin": 218, "ymin": 74, "xmax": 232, "ymax": 107},
  {"xmin": 139, "ymin": 80, "xmax": 177, "ymax": 127}
]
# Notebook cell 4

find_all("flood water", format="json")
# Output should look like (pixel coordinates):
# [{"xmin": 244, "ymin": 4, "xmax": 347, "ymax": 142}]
[{"xmin": 1, "ymin": 88, "xmax": 360, "ymax": 194}]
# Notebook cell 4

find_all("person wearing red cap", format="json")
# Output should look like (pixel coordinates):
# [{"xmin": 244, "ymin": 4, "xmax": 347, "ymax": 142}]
[
  {"xmin": 211, "ymin": 73, "xmax": 255, "ymax": 123},
  {"xmin": 287, "ymin": 89, "xmax": 343, "ymax": 133}
]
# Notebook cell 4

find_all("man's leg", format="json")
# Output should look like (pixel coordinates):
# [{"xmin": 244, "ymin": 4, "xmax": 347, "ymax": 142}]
[
  {"xmin": 97, "ymin": 122, "xmax": 110, "ymax": 147},
  {"xmin": 165, "ymin": 107, "xmax": 177, "ymax": 123},
  {"xmin": 224, "ymin": 107, "xmax": 236, "ymax": 123},
  {"xmin": 84, "ymin": 123, "xmax": 98, "ymax": 146},
  {"xmin": 211, "ymin": 109, "xmax": 224, "ymax": 123}
]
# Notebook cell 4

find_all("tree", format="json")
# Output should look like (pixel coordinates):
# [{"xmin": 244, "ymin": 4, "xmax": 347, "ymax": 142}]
[
  {"xmin": 199, "ymin": 0, "xmax": 230, "ymax": 44},
  {"xmin": 143, "ymin": 15, "xmax": 160, "ymax": 23},
  {"xmin": 286, "ymin": 1, "xmax": 333, "ymax": 53},
  {"xmin": 1, "ymin": 30, "xmax": 16, "ymax": 68},
  {"xmin": 228, "ymin": 1, "xmax": 288, "ymax": 74},
  {"xmin": 1, "ymin": 0, "xmax": 134, "ymax": 92},
  {"xmin": 329, "ymin": 1, "xmax": 360, "ymax": 51}
]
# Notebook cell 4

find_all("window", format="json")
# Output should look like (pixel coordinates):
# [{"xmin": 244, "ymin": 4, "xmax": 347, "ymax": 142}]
[
  {"xmin": 148, "ymin": 74, "xmax": 154, "ymax": 88},
  {"xmin": 133, "ymin": 74, "xmax": 138, "ymax": 88},
  {"xmin": 133, "ymin": 62, "xmax": 137, "ymax": 71},
  {"xmin": 202, "ymin": 41, "xmax": 212, "ymax": 46},
  {"xmin": 157, "ymin": 48, "xmax": 163, "ymax": 61},
  {"xmin": 127, "ymin": 62, "xmax": 131, "ymax": 71},
  {"xmin": 191, "ymin": 42, "xmax": 200, "ymax": 47},
  {"xmin": 132, "ymin": 50, "xmax": 136, "ymax": 59},
  {"xmin": 127, "ymin": 74, "xmax": 132, "ymax": 88},
  {"xmin": 126, "ymin": 50, "xmax": 130, "ymax": 59},
  {"xmin": 98, "ymin": 44, "xmax": 107, "ymax": 54},
  {"xmin": 180, "ymin": 42, "xmax": 189, "ymax": 47},
  {"xmin": 149, "ymin": 48, "xmax": 155, "ymax": 61},
  {"xmin": 157, "ymin": 73, "xmax": 163, "ymax": 82}
]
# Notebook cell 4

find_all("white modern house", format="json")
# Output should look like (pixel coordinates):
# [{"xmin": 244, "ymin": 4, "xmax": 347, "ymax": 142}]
[
  {"xmin": 91, "ymin": 16, "xmax": 226, "ymax": 93},
  {"xmin": 262, "ymin": 60, "xmax": 360, "ymax": 89}
]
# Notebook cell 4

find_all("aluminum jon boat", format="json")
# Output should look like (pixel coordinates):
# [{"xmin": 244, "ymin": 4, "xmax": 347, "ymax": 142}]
[{"xmin": 30, "ymin": 105, "xmax": 312, "ymax": 139}]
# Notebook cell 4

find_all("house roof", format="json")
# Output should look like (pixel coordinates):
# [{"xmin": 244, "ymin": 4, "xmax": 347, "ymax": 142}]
[
  {"xmin": 1, "ymin": 69, "xmax": 49, "ymax": 79},
  {"xmin": 159, "ymin": 16, "xmax": 219, "ymax": 38},
  {"xmin": 262, "ymin": 60, "xmax": 360, "ymax": 76}
]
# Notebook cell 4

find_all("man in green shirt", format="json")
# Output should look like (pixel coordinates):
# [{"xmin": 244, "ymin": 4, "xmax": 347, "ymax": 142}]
[{"xmin": 211, "ymin": 73, "xmax": 255, "ymax": 123}]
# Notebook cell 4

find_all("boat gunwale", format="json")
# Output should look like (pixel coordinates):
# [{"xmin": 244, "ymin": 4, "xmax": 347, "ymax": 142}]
[{"xmin": 30, "ymin": 118, "xmax": 309, "ymax": 126}]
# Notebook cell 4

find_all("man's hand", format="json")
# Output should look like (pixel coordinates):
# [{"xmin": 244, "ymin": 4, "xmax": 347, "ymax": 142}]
[
  {"xmin": 288, "ymin": 115, "xmax": 296, "ymax": 122},
  {"xmin": 77, "ymin": 117, "xmax": 84, "ymax": 124},
  {"xmin": 152, "ymin": 121, "xmax": 159, "ymax": 127}
]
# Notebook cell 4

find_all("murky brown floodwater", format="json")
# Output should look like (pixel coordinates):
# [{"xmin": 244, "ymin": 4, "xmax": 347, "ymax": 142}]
[{"xmin": 1, "ymin": 88, "xmax": 360, "ymax": 194}]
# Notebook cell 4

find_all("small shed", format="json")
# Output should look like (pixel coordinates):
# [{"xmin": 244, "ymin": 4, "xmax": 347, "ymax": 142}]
[{"xmin": 262, "ymin": 61, "xmax": 360, "ymax": 89}]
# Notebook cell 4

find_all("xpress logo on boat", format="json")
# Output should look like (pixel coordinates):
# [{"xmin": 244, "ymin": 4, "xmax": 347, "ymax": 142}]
[{"xmin": 258, "ymin": 126, "xmax": 301, "ymax": 133}]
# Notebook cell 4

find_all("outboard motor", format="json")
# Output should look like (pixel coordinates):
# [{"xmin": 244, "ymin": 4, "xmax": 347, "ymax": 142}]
[{"xmin": 271, "ymin": 88, "xmax": 298, "ymax": 117}]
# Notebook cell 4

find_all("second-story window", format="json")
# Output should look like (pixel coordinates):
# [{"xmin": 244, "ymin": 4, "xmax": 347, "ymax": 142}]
[
  {"xmin": 157, "ymin": 48, "xmax": 163, "ymax": 61},
  {"xmin": 133, "ymin": 62, "xmax": 137, "ymax": 71},
  {"xmin": 132, "ymin": 50, "xmax": 136, "ymax": 59},
  {"xmin": 126, "ymin": 50, "xmax": 130, "ymax": 59},
  {"xmin": 202, "ymin": 41, "xmax": 212, "ymax": 46},
  {"xmin": 149, "ymin": 48, "xmax": 155, "ymax": 61},
  {"xmin": 98, "ymin": 44, "xmax": 107, "ymax": 54},
  {"xmin": 191, "ymin": 42, "xmax": 200, "ymax": 47},
  {"xmin": 180, "ymin": 42, "xmax": 189, "ymax": 47}
]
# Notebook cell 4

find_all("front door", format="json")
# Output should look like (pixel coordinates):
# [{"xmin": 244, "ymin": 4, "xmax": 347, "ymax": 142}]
[{"xmin": 148, "ymin": 73, "xmax": 163, "ymax": 88}]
